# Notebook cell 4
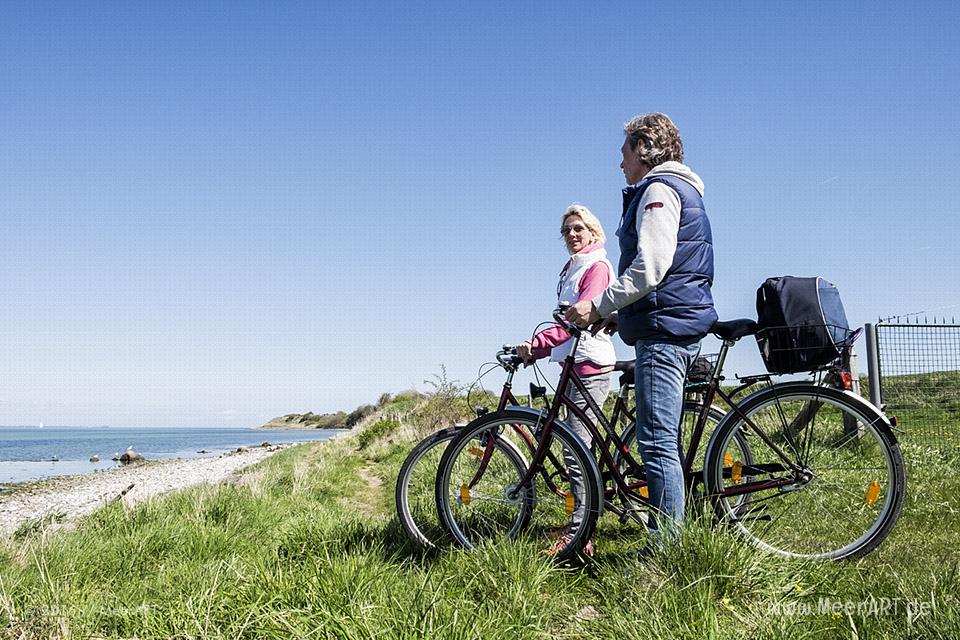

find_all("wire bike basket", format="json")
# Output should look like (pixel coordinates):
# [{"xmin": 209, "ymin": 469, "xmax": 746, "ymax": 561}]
[{"xmin": 756, "ymin": 324, "xmax": 859, "ymax": 375}]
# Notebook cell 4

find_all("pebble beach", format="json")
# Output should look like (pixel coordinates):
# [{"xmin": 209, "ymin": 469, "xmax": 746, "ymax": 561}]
[{"xmin": 0, "ymin": 443, "xmax": 294, "ymax": 536}]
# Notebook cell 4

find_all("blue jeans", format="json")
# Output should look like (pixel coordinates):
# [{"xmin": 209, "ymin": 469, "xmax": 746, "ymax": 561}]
[{"xmin": 634, "ymin": 339, "xmax": 701, "ymax": 544}]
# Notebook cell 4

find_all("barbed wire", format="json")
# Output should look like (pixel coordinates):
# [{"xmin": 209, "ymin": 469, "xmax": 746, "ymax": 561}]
[{"xmin": 878, "ymin": 303, "xmax": 960, "ymax": 325}]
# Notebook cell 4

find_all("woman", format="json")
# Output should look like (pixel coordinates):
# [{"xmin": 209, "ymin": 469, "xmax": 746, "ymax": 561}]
[
  {"xmin": 516, "ymin": 204, "xmax": 616, "ymax": 555},
  {"xmin": 517, "ymin": 203, "xmax": 616, "ymax": 438}
]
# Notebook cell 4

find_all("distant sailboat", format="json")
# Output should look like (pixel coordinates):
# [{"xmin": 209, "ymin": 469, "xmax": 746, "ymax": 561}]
[{"xmin": 38, "ymin": 422, "xmax": 44, "ymax": 429}]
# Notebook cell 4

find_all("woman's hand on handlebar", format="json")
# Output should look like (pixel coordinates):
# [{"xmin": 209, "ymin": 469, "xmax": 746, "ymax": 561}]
[{"xmin": 516, "ymin": 340, "xmax": 534, "ymax": 365}]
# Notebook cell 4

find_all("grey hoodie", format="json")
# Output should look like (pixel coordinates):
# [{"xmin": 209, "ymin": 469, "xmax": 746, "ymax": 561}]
[{"xmin": 594, "ymin": 161, "xmax": 705, "ymax": 318}]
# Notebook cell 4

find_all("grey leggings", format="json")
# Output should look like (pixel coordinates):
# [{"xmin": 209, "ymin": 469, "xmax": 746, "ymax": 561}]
[{"xmin": 562, "ymin": 372, "xmax": 611, "ymax": 531}]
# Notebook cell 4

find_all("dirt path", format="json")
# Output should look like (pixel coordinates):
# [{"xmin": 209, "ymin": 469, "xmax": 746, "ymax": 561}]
[{"xmin": 352, "ymin": 463, "xmax": 386, "ymax": 516}]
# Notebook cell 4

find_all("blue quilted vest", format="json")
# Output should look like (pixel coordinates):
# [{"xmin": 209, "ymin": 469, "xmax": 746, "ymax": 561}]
[{"xmin": 616, "ymin": 174, "xmax": 717, "ymax": 344}]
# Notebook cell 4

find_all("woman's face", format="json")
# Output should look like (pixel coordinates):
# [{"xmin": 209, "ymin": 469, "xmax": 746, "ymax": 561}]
[{"xmin": 561, "ymin": 214, "xmax": 596, "ymax": 254}]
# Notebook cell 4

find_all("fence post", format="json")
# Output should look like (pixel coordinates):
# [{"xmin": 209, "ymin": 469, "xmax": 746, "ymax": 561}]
[
  {"xmin": 864, "ymin": 323, "xmax": 882, "ymax": 408},
  {"xmin": 848, "ymin": 346, "xmax": 863, "ymax": 397}
]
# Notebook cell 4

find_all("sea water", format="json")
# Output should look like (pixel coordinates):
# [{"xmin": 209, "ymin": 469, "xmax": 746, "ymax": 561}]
[{"xmin": 0, "ymin": 426, "xmax": 339, "ymax": 485}]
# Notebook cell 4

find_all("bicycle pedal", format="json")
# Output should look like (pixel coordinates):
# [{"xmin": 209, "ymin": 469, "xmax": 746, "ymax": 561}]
[{"xmin": 616, "ymin": 501, "xmax": 645, "ymax": 524}]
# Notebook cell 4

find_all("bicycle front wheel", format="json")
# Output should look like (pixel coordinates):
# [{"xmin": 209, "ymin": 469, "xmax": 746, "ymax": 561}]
[
  {"xmin": 435, "ymin": 410, "xmax": 602, "ymax": 561},
  {"xmin": 704, "ymin": 383, "xmax": 905, "ymax": 560},
  {"xmin": 395, "ymin": 427, "xmax": 460, "ymax": 548}
]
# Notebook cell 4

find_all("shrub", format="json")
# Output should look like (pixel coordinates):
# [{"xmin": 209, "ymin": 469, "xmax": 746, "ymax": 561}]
[
  {"xmin": 346, "ymin": 404, "xmax": 376, "ymax": 427},
  {"xmin": 356, "ymin": 419, "xmax": 400, "ymax": 450}
]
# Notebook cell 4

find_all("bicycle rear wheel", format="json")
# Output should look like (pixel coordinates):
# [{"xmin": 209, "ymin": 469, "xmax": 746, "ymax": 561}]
[
  {"xmin": 616, "ymin": 401, "xmax": 731, "ymax": 477},
  {"xmin": 704, "ymin": 383, "xmax": 905, "ymax": 560},
  {"xmin": 435, "ymin": 410, "xmax": 602, "ymax": 561}
]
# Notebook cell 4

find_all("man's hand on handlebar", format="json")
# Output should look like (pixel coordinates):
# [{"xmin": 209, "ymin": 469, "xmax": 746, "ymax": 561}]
[
  {"xmin": 565, "ymin": 299, "xmax": 601, "ymax": 328},
  {"xmin": 590, "ymin": 312, "xmax": 617, "ymax": 337}
]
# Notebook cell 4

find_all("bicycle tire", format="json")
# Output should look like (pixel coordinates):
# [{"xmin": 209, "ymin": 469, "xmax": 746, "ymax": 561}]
[
  {"xmin": 435, "ymin": 409, "xmax": 603, "ymax": 561},
  {"xmin": 395, "ymin": 427, "xmax": 459, "ymax": 548},
  {"xmin": 615, "ymin": 401, "xmax": 730, "ymax": 476},
  {"xmin": 704, "ymin": 383, "xmax": 905, "ymax": 560}
]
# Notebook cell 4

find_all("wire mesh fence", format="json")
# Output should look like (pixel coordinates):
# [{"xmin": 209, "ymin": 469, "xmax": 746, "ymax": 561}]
[{"xmin": 876, "ymin": 321, "xmax": 960, "ymax": 448}]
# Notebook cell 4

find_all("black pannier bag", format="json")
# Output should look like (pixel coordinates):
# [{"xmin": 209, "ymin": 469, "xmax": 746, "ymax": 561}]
[{"xmin": 755, "ymin": 276, "xmax": 852, "ymax": 374}]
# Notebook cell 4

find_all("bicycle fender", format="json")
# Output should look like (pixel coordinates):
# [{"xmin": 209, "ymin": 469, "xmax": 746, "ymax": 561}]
[
  {"xmin": 705, "ymin": 383, "xmax": 898, "ymax": 466},
  {"xmin": 767, "ymin": 382, "xmax": 898, "ymax": 441}
]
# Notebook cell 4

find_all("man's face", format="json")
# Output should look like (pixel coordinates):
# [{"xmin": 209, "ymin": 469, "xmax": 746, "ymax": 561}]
[{"xmin": 620, "ymin": 137, "xmax": 649, "ymax": 185}]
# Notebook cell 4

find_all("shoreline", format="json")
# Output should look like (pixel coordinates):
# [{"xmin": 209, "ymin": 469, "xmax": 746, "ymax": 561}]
[
  {"xmin": 0, "ymin": 425, "xmax": 341, "ymax": 487},
  {"xmin": 0, "ymin": 443, "xmax": 302, "ymax": 537}
]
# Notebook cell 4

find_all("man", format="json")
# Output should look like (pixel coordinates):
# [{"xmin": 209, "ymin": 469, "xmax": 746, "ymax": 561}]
[{"xmin": 566, "ymin": 113, "xmax": 717, "ymax": 546}]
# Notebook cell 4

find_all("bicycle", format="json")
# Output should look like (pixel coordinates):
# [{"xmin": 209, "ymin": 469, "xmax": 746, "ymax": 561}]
[
  {"xmin": 396, "ymin": 346, "xmax": 727, "ymax": 548},
  {"xmin": 434, "ymin": 311, "xmax": 905, "ymax": 561},
  {"xmin": 394, "ymin": 347, "xmax": 527, "ymax": 549}
]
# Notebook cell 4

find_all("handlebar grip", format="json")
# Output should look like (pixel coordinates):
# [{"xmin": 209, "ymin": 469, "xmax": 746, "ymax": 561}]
[
  {"xmin": 552, "ymin": 306, "xmax": 582, "ymax": 337},
  {"xmin": 496, "ymin": 346, "xmax": 523, "ymax": 369}
]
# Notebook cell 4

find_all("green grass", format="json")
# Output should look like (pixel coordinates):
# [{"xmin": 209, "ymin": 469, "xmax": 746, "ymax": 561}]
[
  {"xmin": 881, "ymin": 370, "xmax": 960, "ymax": 448},
  {"xmin": 2, "ymin": 389, "xmax": 959, "ymax": 639}
]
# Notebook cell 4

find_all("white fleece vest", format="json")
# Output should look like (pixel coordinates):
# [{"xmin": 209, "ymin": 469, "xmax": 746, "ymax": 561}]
[{"xmin": 551, "ymin": 248, "xmax": 617, "ymax": 367}]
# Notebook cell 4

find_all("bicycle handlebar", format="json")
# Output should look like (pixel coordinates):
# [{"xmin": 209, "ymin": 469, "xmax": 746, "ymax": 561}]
[
  {"xmin": 552, "ymin": 303, "xmax": 582, "ymax": 338},
  {"xmin": 496, "ymin": 306, "xmax": 584, "ymax": 371},
  {"xmin": 496, "ymin": 345, "xmax": 524, "ymax": 369}
]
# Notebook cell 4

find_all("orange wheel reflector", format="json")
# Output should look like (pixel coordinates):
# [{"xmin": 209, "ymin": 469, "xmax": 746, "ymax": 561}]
[
  {"xmin": 639, "ymin": 486, "xmax": 649, "ymax": 499},
  {"xmin": 459, "ymin": 484, "xmax": 471, "ymax": 506},
  {"xmin": 724, "ymin": 451, "xmax": 733, "ymax": 466},
  {"xmin": 564, "ymin": 492, "xmax": 576, "ymax": 514},
  {"xmin": 731, "ymin": 461, "xmax": 743, "ymax": 483},
  {"xmin": 865, "ymin": 480, "xmax": 881, "ymax": 505},
  {"xmin": 468, "ymin": 447, "xmax": 485, "ymax": 458}
]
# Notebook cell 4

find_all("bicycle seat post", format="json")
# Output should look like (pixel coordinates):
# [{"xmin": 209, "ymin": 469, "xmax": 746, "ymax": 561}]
[{"xmin": 711, "ymin": 339, "xmax": 733, "ymax": 386}]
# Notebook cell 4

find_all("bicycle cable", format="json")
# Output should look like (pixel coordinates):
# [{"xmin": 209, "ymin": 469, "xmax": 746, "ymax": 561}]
[
  {"xmin": 466, "ymin": 361, "xmax": 502, "ymax": 410},
  {"xmin": 530, "ymin": 358, "xmax": 556, "ymax": 412}
]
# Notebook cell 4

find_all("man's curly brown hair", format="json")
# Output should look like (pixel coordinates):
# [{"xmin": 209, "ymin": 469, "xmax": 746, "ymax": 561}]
[{"xmin": 623, "ymin": 113, "xmax": 684, "ymax": 168}]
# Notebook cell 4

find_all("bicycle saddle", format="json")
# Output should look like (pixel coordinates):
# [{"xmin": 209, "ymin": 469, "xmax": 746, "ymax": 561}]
[
  {"xmin": 711, "ymin": 318, "xmax": 759, "ymax": 341},
  {"xmin": 614, "ymin": 360, "xmax": 635, "ymax": 375}
]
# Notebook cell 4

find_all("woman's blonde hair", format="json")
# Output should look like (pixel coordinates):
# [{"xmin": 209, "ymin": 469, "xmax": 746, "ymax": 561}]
[{"xmin": 561, "ymin": 203, "xmax": 606, "ymax": 245}]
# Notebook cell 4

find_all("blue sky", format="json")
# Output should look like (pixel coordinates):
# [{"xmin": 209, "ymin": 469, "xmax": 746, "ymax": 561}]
[{"xmin": 1, "ymin": 1, "xmax": 958, "ymax": 426}]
